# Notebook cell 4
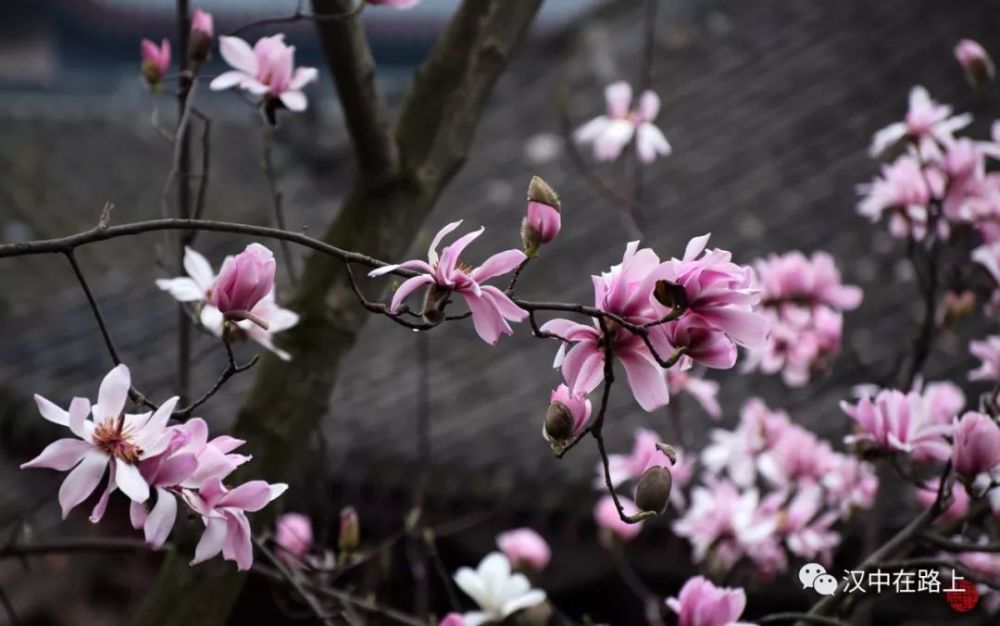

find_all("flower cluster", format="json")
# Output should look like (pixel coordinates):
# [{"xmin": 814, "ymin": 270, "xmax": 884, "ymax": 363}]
[
  {"xmin": 747, "ymin": 251, "xmax": 862, "ymax": 386},
  {"xmin": 672, "ymin": 399, "xmax": 876, "ymax": 578},
  {"xmin": 574, "ymin": 81, "xmax": 671, "ymax": 163},
  {"xmin": 858, "ymin": 78, "xmax": 1000, "ymax": 247},
  {"xmin": 21, "ymin": 365, "xmax": 286, "ymax": 570},
  {"xmin": 157, "ymin": 244, "xmax": 300, "ymax": 360},
  {"xmin": 542, "ymin": 235, "xmax": 768, "ymax": 413},
  {"xmin": 840, "ymin": 385, "xmax": 956, "ymax": 461}
]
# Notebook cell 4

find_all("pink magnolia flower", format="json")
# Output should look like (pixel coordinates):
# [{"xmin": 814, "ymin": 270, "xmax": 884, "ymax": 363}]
[
  {"xmin": 673, "ymin": 480, "xmax": 778, "ymax": 571},
  {"xmin": 368, "ymin": 0, "xmax": 422, "ymax": 8},
  {"xmin": 756, "ymin": 423, "xmax": 835, "ymax": 488},
  {"xmin": 970, "ymin": 336, "xmax": 1000, "ymax": 381},
  {"xmin": 157, "ymin": 246, "xmax": 299, "ymax": 360},
  {"xmin": 439, "ymin": 614, "xmax": 464, "ymax": 626},
  {"xmin": 857, "ymin": 154, "xmax": 946, "ymax": 240},
  {"xmin": 211, "ymin": 243, "xmax": 277, "ymax": 321},
  {"xmin": 666, "ymin": 576, "xmax": 754, "ymax": 626},
  {"xmin": 955, "ymin": 39, "xmax": 994, "ymax": 87},
  {"xmin": 869, "ymin": 86, "xmax": 971, "ymax": 158},
  {"xmin": 210, "ymin": 34, "xmax": 318, "ymax": 112},
  {"xmin": 702, "ymin": 399, "xmax": 791, "ymax": 487},
  {"xmin": 187, "ymin": 478, "xmax": 288, "ymax": 571},
  {"xmin": 496, "ymin": 528, "xmax": 551, "ymax": 571},
  {"xmin": 276, "ymin": 512, "xmax": 314, "ymax": 561},
  {"xmin": 840, "ymin": 389, "xmax": 952, "ymax": 461},
  {"xmin": 749, "ymin": 250, "xmax": 861, "ymax": 386},
  {"xmin": 21, "ymin": 364, "xmax": 176, "ymax": 520},
  {"xmin": 368, "ymin": 221, "xmax": 528, "ymax": 345},
  {"xmin": 141, "ymin": 38, "xmax": 171, "ymax": 88},
  {"xmin": 648, "ymin": 234, "xmax": 769, "ymax": 351},
  {"xmin": 574, "ymin": 82, "xmax": 671, "ymax": 163},
  {"xmin": 543, "ymin": 236, "xmax": 763, "ymax": 412},
  {"xmin": 952, "ymin": 412, "xmax": 1000, "ymax": 478},
  {"xmin": 594, "ymin": 495, "xmax": 643, "ymax": 542},
  {"xmin": 128, "ymin": 417, "xmax": 250, "ymax": 549}
]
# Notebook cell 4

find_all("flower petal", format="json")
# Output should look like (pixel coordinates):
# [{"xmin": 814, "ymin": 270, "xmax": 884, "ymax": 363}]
[
  {"xmin": 94, "ymin": 364, "xmax": 130, "ymax": 423},
  {"xmin": 209, "ymin": 70, "xmax": 249, "ymax": 91},
  {"xmin": 58, "ymin": 451, "xmax": 107, "ymax": 519},
  {"xmin": 618, "ymin": 350, "xmax": 670, "ymax": 412},
  {"xmin": 191, "ymin": 516, "xmax": 228, "ymax": 565},
  {"xmin": 145, "ymin": 488, "xmax": 178, "ymax": 549},
  {"xmin": 279, "ymin": 90, "xmax": 307, "ymax": 112},
  {"xmin": 218, "ymin": 36, "xmax": 258, "ymax": 75},
  {"xmin": 219, "ymin": 480, "xmax": 274, "ymax": 512},
  {"xmin": 389, "ymin": 275, "xmax": 435, "ymax": 314},
  {"xmin": 34, "ymin": 394, "xmax": 68, "ymax": 426},
  {"xmin": 20, "ymin": 438, "xmax": 91, "ymax": 471},
  {"xmin": 155, "ymin": 277, "xmax": 205, "ymax": 302},
  {"xmin": 115, "ymin": 457, "xmax": 150, "ymax": 503},
  {"xmin": 471, "ymin": 250, "xmax": 526, "ymax": 283},
  {"xmin": 183, "ymin": 247, "xmax": 216, "ymax": 291}
]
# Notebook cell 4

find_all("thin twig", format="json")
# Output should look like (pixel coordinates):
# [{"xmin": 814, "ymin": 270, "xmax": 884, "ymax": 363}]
[
  {"xmin": 64, "ymin": 251, "xmax": 158, "ymax": 411},
  {"xmin": 173, "ymin": 331, "xmax": 260, "ymax": 419},
  {"xmin": 260, "ymin": 124, "xmax": 298, "ymax": 285},
  {"xmin": 254, "ymin": 538, "xmax": 336, "ymax": 625},
  {"xmin": 227, "ymin": 1, "xmax": 365, "ymax": 37}
]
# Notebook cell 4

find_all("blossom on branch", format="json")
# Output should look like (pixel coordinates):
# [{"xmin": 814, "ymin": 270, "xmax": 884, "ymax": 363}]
[
  {"xmin": 188, "ymin": 9, "xmax": 214, "ymax": 65},
  {"xmin": 869, "ymin": 86, "xmax": 971, "ymax": 159},
  {"xmin": 187, "ymin": 477, "xmax": 288, "ymax": 571},
  {"xmin": 840, "ymin": 388, "xmax": 953, "ymax": 461},
  {"xmin": 368, "ymin": 220, "xmax": 528, "ymax": 344},
  {"xmin": 452, "ymin": 552, "xmax": 546, "ymax": 626},
  {"xmin": 952, "ymin": 411, "xmax": 1000, "ymax": 479},
  {"xmin": 747, "ymin": 251, "xmax": 862, "ymax": 386},
  {"xmin": 574, "ymin": 81, "xmax": 671, "ymax": 163},
  {"xmin": 275, "ymin": 512, "xmax": 313, "ymax": 562},
  {"xmin": 156, "ymin": 246, "xmax": 299, "ymax": 360},
  {"xmin": 21, "ymin": 364, "xmax": 176, "ymax": 520},
  {"xmin": 542, "ymin": 236, "xmax": 765, "ymax": 412},
  {"xmin": 543, "ymin": 384, "xmax": 591, "ymax": 451},
  {"xmin": 521, "ymin": 176, "xmax": 561, "ymax": 256},
  {"xmin": 970, "ymin": 335, "xmax": 1000, "ymax": 381},
  {"xmin": 211, "ymin": 34, "xmax": 318, "ymax": 115},
  {"xmin": 666, "ymin": 576, "xmax": 755, "ymax": 626}
]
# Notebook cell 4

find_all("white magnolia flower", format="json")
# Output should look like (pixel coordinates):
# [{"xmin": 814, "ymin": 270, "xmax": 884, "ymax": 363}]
[
  {"xmin": 453, "ymin": 552, "xmax": 546, "ymax": 626},
  {"xmin": 156, "ymin": 247, "xmax": 299, "ymax": 360}
]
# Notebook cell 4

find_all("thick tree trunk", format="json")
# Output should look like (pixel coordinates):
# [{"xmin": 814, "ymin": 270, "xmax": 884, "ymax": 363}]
[{"xmin": 130, "ymin": 1, "xmax": 544, "ymax": 624}]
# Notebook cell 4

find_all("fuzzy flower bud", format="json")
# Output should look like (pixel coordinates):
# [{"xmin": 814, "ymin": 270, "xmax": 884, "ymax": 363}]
[
  {"xmin": 521, "ymin": 176, "xmax": 561, "ymax": 256},
  {"xmin": 543, "ymin": 385, "xmax": 592, "ymax": 453},
  {"xmin": 141, "ymin": 38, "xmax": 171, "ymax": 91},
  {"xmin": 210, "ymin": 243, "xmax": 276, "ymax": 326},
  {"xmin": 188, "ymin": 9, "xmax": 215, "ymax": 66},
  {"xmin": 952, "ymin": 411, "xmax": 1000, "ymax": 478},
  {"xmin": 338, "ymin": 506, "xmax": 360, "ymax": 554},
  {"xmin": 275, "ymin": 512, "xmax": 313, "ymax": 562},
  {"xmin": 634, "ymin": 465, "xmax": 672, "ymax": 514},
  {"xmin": 955, "ymin": 39, "xmax": 994, "ymax": 89}
]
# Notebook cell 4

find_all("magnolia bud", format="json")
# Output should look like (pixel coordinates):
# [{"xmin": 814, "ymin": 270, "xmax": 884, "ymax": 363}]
[
  {"xmin": 955, "ymin": 39, "xmax": 994, "ymax": 90},
  {"xmin": 634, "ymin": 466, "xmax": 672, "ymax": 515},
  {"xmin": 188, "ymin": 9, "xmax": 215, "ymax": 66},
  {"xmin": 422, "ymin": 284, "xmax": 451, "ymax": 324},
  {"xmin": 338, "ymin": 507, "xmax": 360, "ymax": 554},
  {"xmin": 543, "ymin": 402, "xmax": 574, "ymax": 443},
  {"xmin": 521, "ymin": 176, "xmax": 561, "ymax": 256},
  {"xmin": 653, "ymin": 280, "xmax": 687, "ymax": 312},
  {"xmin": 140, "ymin": 38, "xmax": 171, "ymax": 92}
]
